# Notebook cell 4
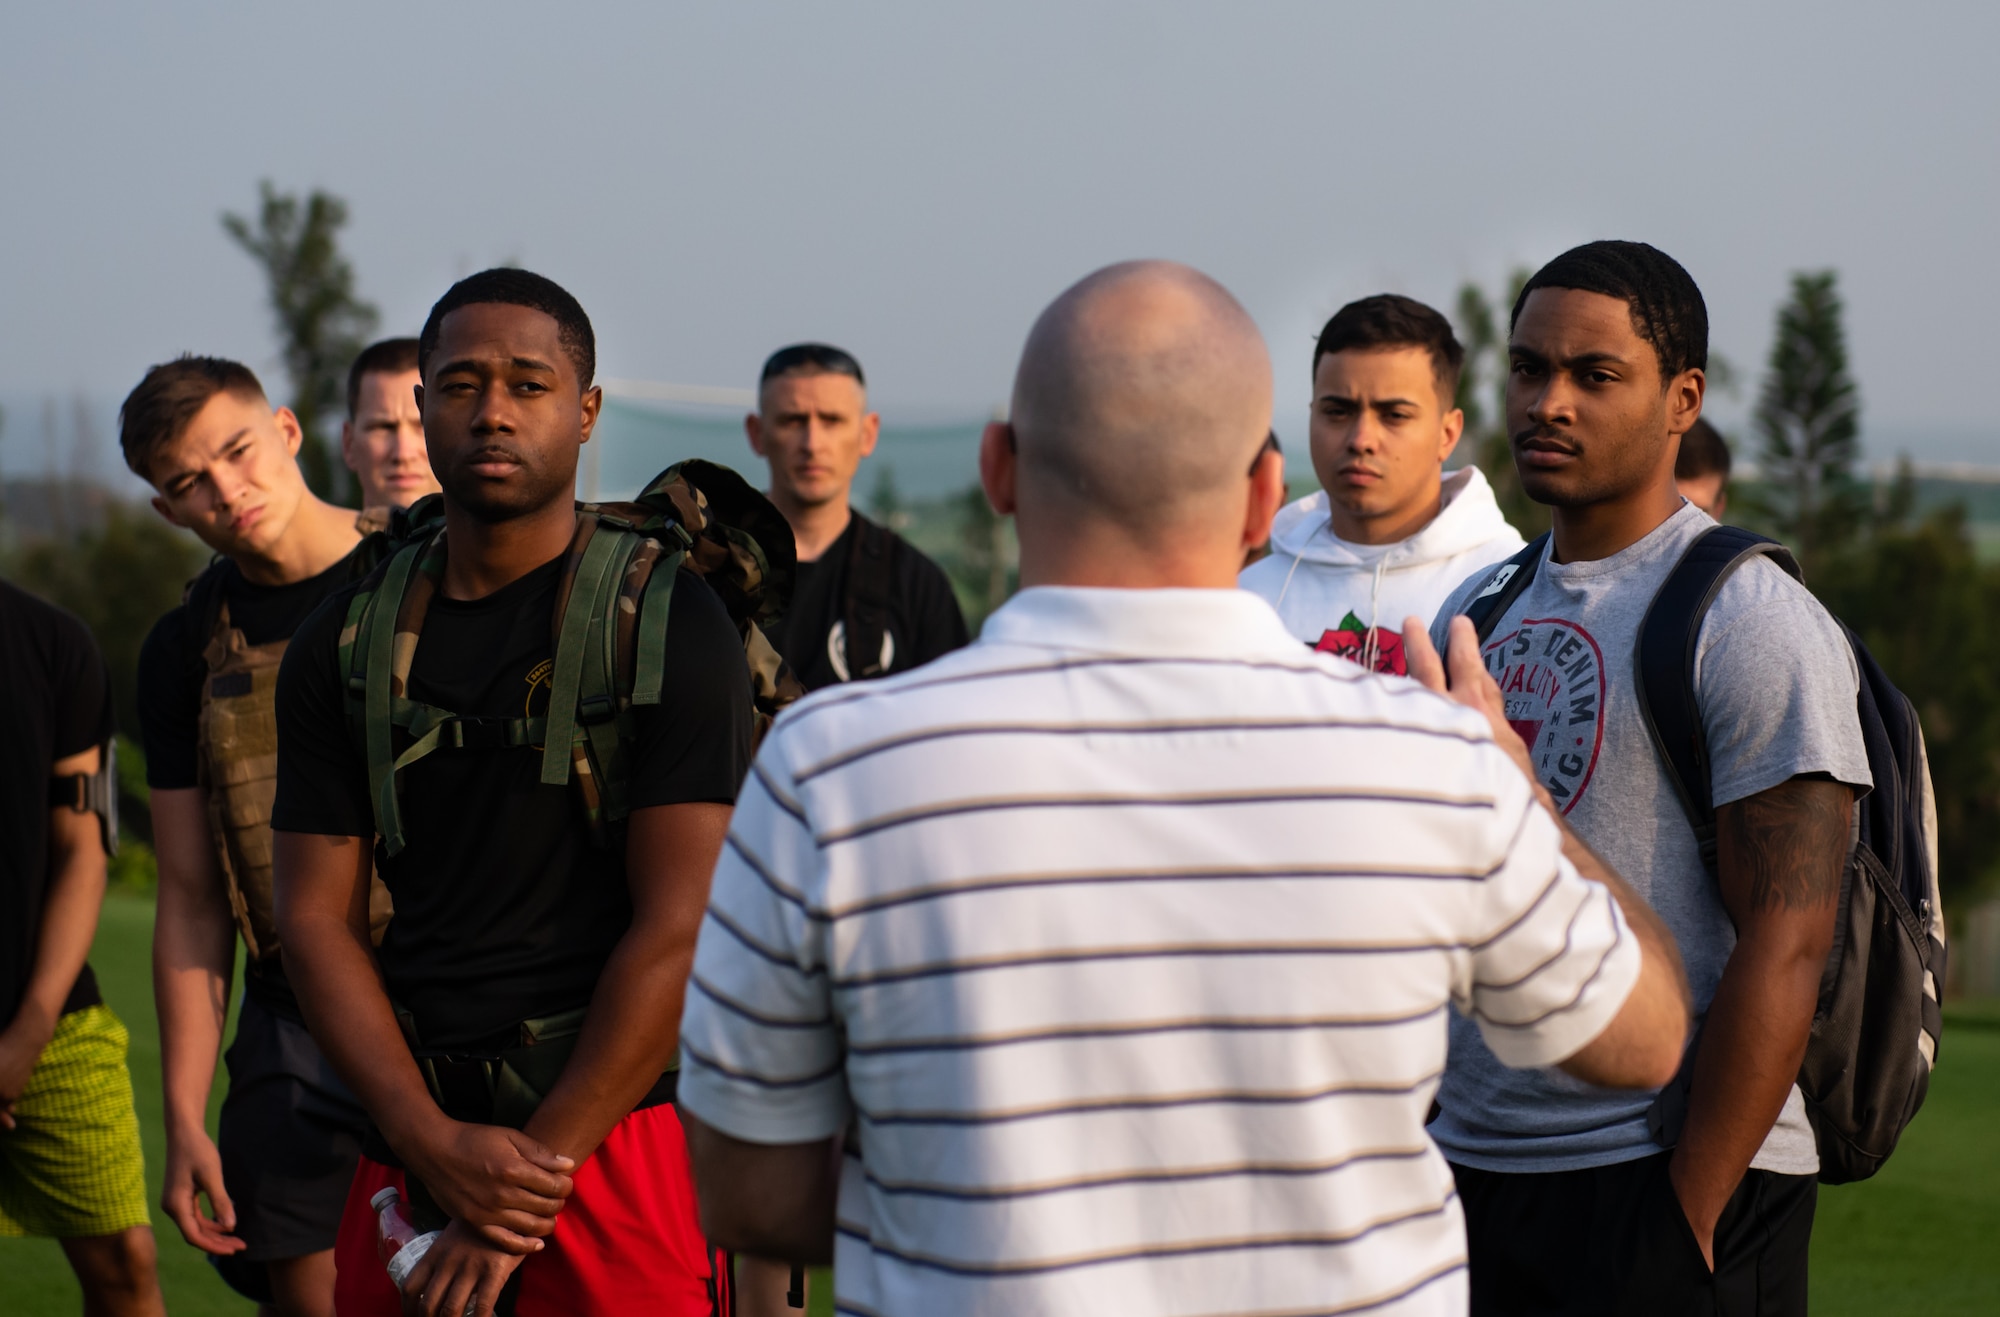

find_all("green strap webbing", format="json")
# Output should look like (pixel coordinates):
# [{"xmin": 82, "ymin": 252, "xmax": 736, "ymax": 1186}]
[
  {"xmin": 541, "ymin": 524, "xmax": 627, "ymax": 787},
  {"xmin": 364, "ymin": 542, "xmax": 426, "ymax": 853},
  {"xmin": 631, "ymin": 547, "xmax": 683, "ymax": 706},
  {"xmin": 577, "ymin": 536, "xmax": 637, "ymax": 823},
  {"xmin": 390, "ymin": 702, "xmax": 545, "ymax": 778},
  {"xmin": 337, "ymin": 590, "xmax": 372, "ymax": 692}
]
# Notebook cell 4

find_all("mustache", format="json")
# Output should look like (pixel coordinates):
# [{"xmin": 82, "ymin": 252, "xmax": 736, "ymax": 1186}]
[{"xmin": 1511, "ymin": 425, "xmax": 1578, "ymax": 453}]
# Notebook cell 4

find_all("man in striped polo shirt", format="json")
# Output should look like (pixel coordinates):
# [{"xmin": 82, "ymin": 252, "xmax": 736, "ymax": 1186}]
[{"xmin": 677, "ymin": 261, "xmax": 1692, "ymax": 1316}]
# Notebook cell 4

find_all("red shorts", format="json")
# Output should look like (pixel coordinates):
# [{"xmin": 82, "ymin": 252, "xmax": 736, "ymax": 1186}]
[{"xmin": 332, "ymin": 1103, "xmax": 726, "ymax": 1316}]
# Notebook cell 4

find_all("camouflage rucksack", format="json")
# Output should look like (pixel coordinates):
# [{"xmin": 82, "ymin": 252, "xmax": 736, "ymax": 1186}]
[{"xmin": 339, "ymin": 460, "xmax": 802, "ymax": 855}]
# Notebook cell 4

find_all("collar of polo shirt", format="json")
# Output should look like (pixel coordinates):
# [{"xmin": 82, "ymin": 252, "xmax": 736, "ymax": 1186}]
[{"xmin": 980, "ymin": 585, "xmax": 1305, "ymax": 660}]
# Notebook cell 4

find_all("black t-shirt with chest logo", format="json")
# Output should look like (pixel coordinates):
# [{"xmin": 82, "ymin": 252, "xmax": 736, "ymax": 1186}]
[
  {"xmin": 764, "ymin": 511, "xmax": 970, "ymax": 691},
  {"xmin": 272, "ymin": 554, "xmax": 753, "ymax": 1048}
]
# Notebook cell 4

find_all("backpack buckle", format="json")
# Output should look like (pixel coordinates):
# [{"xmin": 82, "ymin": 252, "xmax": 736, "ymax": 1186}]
[{"xmin": 579, "ymin": 694, "xmax": 616, "ymax": 725}]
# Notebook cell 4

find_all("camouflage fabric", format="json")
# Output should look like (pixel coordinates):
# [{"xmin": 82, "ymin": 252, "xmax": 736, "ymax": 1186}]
[
  {"xmin": 353, "ymin": 505, "xmax": 395, "ymax": 536},
  {"xmin": 591, "ymin": 459, "xmax": 805, "ymax": 737},
  {"xmin": 341, "ymin": 460, "xmax": 802, "ymax": 856},
  {"xmin": 193, "ymin": 536, "xmax": 396, "ymax": 962},
  {"xmin": 195, "ymin": 599, "xmax": 289, "ymax": 961}
]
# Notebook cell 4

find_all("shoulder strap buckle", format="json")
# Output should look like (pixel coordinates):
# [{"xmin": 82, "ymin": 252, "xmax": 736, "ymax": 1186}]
[{"xmin": 1464, "ymin": 532, "xmax": 1550, "ymax": 645}]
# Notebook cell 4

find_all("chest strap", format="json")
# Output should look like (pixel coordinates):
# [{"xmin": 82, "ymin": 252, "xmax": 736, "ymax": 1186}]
[{"xmin": 346, "ymin": 515, "xmax": 689, "ymax": 855}]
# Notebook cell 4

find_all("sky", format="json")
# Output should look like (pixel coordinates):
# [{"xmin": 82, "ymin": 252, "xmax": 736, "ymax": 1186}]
[{"xmin": 3, "ymin": 1, "xmax": 1997, "ymax": 488}]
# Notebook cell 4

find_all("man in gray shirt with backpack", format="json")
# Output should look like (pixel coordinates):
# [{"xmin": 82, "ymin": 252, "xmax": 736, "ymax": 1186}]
[{"xmin": 1428, "ymin": 241, "xmax": 1871, "ymax": 1315}]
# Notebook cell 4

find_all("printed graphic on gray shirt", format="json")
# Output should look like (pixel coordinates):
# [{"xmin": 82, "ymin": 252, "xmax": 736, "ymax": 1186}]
[
  {"xmin": 1484, "ymin": 617, "xmax": 1606, "ymax": 815},
  {"xmin": 1428, "ymin": 501, "xmax": 1872, "ymax": 1176}
]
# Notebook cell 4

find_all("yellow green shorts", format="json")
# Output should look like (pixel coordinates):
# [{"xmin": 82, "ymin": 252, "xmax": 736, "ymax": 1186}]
[{"xmin": 0, "ymin": 1004, "xmax": 150, "ymax": 1239}]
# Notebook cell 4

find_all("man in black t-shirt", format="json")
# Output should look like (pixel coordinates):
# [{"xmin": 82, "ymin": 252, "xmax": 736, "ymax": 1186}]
[
  {"xmin": 126, "ymin": 355, "xmax": 376, "ymax": 1316},
  {"xmin": 745, "ymin": 343, "xmax": 967, "ymax": 688},
  {"xmin": 272, "ymin": 269, "xmax": 758, "ymax": 1317},
  {"xmin": 0, "ymin": 581, "xmax": 163, "ymax": 1315}
]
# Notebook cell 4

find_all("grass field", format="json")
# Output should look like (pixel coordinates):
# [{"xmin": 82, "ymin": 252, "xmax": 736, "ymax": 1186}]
[{"xmin": 5, "ymin": 892, "xmax": 1995, "ymax": 1314}]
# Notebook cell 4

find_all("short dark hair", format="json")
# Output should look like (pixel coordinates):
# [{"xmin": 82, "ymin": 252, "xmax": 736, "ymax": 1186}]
[
  {"xmin": 119, "ymin": 355, "xmax": 267, "ymax": 481},
  {"xmin": 346, "ymin": 337, "xmax": 421, "ymax": 418},
  {"xmin": 759, "ymin": 342, "xmax": 866, "ymax": 389},
  {"xmin": 1676, "ymin": 417, "xmax": 1732, "ymax": 481},
  {"xmin": 1511, "ymin": 240, "xmax": 1708, "ymax": 381},
  {"xmin": 418, "ymin": 268, "xmax": 594, "ymax": 388},
  {"xmin": 1312, "ymin": 295, "xmax": 1465, "ymax": 401}
]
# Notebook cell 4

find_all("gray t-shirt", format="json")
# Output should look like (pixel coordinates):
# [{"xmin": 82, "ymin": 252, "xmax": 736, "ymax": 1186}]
[{"xmin": 1427, "ymin": 501, "xmax": 1871, "ymax": 1174}]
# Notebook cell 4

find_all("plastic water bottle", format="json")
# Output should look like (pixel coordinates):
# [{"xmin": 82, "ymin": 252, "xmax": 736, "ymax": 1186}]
[{"xmin": 372, "ymin": 1186, "xmax": 440, "ymax": 1293}]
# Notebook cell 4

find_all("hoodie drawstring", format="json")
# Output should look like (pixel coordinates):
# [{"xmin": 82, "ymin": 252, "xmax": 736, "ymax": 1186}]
[
  {"xmin": 1272, "ymin": 543, "xmax": 1308, "ymax": 614},
  {"xmin": 1363, "ymin": 554, "xmax": 1388, "ymax": 671}
]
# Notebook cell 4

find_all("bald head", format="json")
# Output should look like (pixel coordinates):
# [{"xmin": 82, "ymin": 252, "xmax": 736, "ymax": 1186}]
[{"xmin": 1010, "ymin": 261, "xmax": 1272, "ymax": 542}]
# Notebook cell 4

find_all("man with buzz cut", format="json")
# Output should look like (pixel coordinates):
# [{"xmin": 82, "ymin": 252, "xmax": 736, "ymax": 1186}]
[
  {"xmin": 1430, "ymin": 241, "xmax": 1870, "ymax": 1313},
  {"xmin": 1240, "ymin": 293, "xmax": 1523, "ymax": 674},
  {"xmin": 131, "ymin": 355, "xmax": 384, "ymax": 1317},
  {"xmin": 746, "ymin": 342, "xmax": 967, "ymax": 689},
  {"xmin": 342, "ymin": 337, "xmax": 441, "ymax": 512},
  {"xmin": 273, "ymin": 267, "xmax": 769, "ymax": 1317}
]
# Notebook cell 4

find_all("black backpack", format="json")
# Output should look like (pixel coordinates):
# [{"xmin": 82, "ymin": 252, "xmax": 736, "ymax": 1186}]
[{"xmin": 1464, "ymin": 526, "xmax": 1946, "ymax": 1184}]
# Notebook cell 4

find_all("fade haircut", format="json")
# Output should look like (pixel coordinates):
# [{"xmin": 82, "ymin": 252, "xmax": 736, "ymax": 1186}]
[
  {"xmin": 760, "ymin": 342, "xmax": 866, "ymax": 389},
  {"xmin": 1512, "ymin": 240, "xmax": 1708, "ymax": 382},
  {"xmin": 345, "ymin": 337, "xmax": 421, "ymax": 418},
  {"xmin": 119, "ymin": 355, "xmax": 268, "ymax": 481},
  {"xmin": 1312, "ymin": 294, "xmax": 1465, "ymax": 401},
  {"xmin": 418, "ymin": 268, "xmax": 595, "ymax": 388},
  {"xmin": 1675, "ymin": 416, "xmax": 1733, "ymax": 481}
]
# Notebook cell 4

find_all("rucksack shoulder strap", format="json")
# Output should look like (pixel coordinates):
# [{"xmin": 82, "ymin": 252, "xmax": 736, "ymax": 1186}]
[
  {"xmin": 541, "ymin": 516, "xmax": 634, "ymax": 790},
  {"xmin": 350, "ymin": 532, "xmax": 442, "ymax": 855},
  {"xmin": 1634, "ymin": 525, "xmax": 1802, "ymax": 870},
  {"xmin": 1464, "ymin": 533, "xmax": 1549, "ymax": 645},
  {"xmin": 842, "ymin": 510, "xmax": 898, "ymax": 680}
]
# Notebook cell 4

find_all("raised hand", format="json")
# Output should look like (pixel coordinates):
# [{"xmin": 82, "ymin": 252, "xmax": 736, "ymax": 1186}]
[{"xmin": 1402, "ymin": 614, "xmax": 1548, "ymax": 806}]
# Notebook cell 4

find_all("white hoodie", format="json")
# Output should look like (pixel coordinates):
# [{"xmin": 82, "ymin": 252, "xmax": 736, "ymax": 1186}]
[{"xmin": 1239, "ymin": 466, "xmax": 1525, "ymax": 675}]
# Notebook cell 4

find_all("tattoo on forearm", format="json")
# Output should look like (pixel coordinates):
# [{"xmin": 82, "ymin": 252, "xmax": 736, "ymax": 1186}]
[{"xmin": 1717, "ymin": 778, "xmax": 1850, "ymax": 913}]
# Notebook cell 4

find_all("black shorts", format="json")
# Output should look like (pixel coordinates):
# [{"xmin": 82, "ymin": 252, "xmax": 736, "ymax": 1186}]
[
  {"xmin": 1451, "ymin": 1150, "xmax": 1816, "ymax": 1317},
  {"xmin": 215, "ymin": 987, "xmax": 368, "ymax": 1268}
]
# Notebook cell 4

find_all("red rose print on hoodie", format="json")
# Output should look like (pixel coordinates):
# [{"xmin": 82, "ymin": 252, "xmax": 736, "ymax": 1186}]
[{"xmin": 1313, "ymin": 611, "xmax": 1408, "ymax": 676}]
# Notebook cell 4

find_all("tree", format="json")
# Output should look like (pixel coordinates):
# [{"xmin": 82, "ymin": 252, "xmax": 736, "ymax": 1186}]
[
  {"xmin": 5, "ymin": 504, "xmax": 209, "ymax": 852},
  {"xmin": 1817, "ymin": 504, "xmax": 2000, "ymax": 908},
  {"xmin": 7, "ymin": 504, "xmax": 208, "ymax": 743},
  {"xmin": 869, "ymin": 464, "xmax": 909, "ymax": 531},
  {"xmin": 223, "ymin": 182, "xmax": 379, "ymax": 501},
  {"xmin": 1453, "ymin": 271, "xmax": 1548, "ymax": 537},
  {"xmin": 952, "ymin": 484, "xmax": 1015, "ymax": 630},
  {"xmin": 1749, "ymin": 270, "xmax": 1866, "ymax": 576}
]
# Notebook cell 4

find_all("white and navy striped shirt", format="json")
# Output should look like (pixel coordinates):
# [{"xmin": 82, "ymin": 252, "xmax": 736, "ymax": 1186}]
[{"xmin": 679, "ymin": 586, "xmax": 1640, "ymax": 1317}]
